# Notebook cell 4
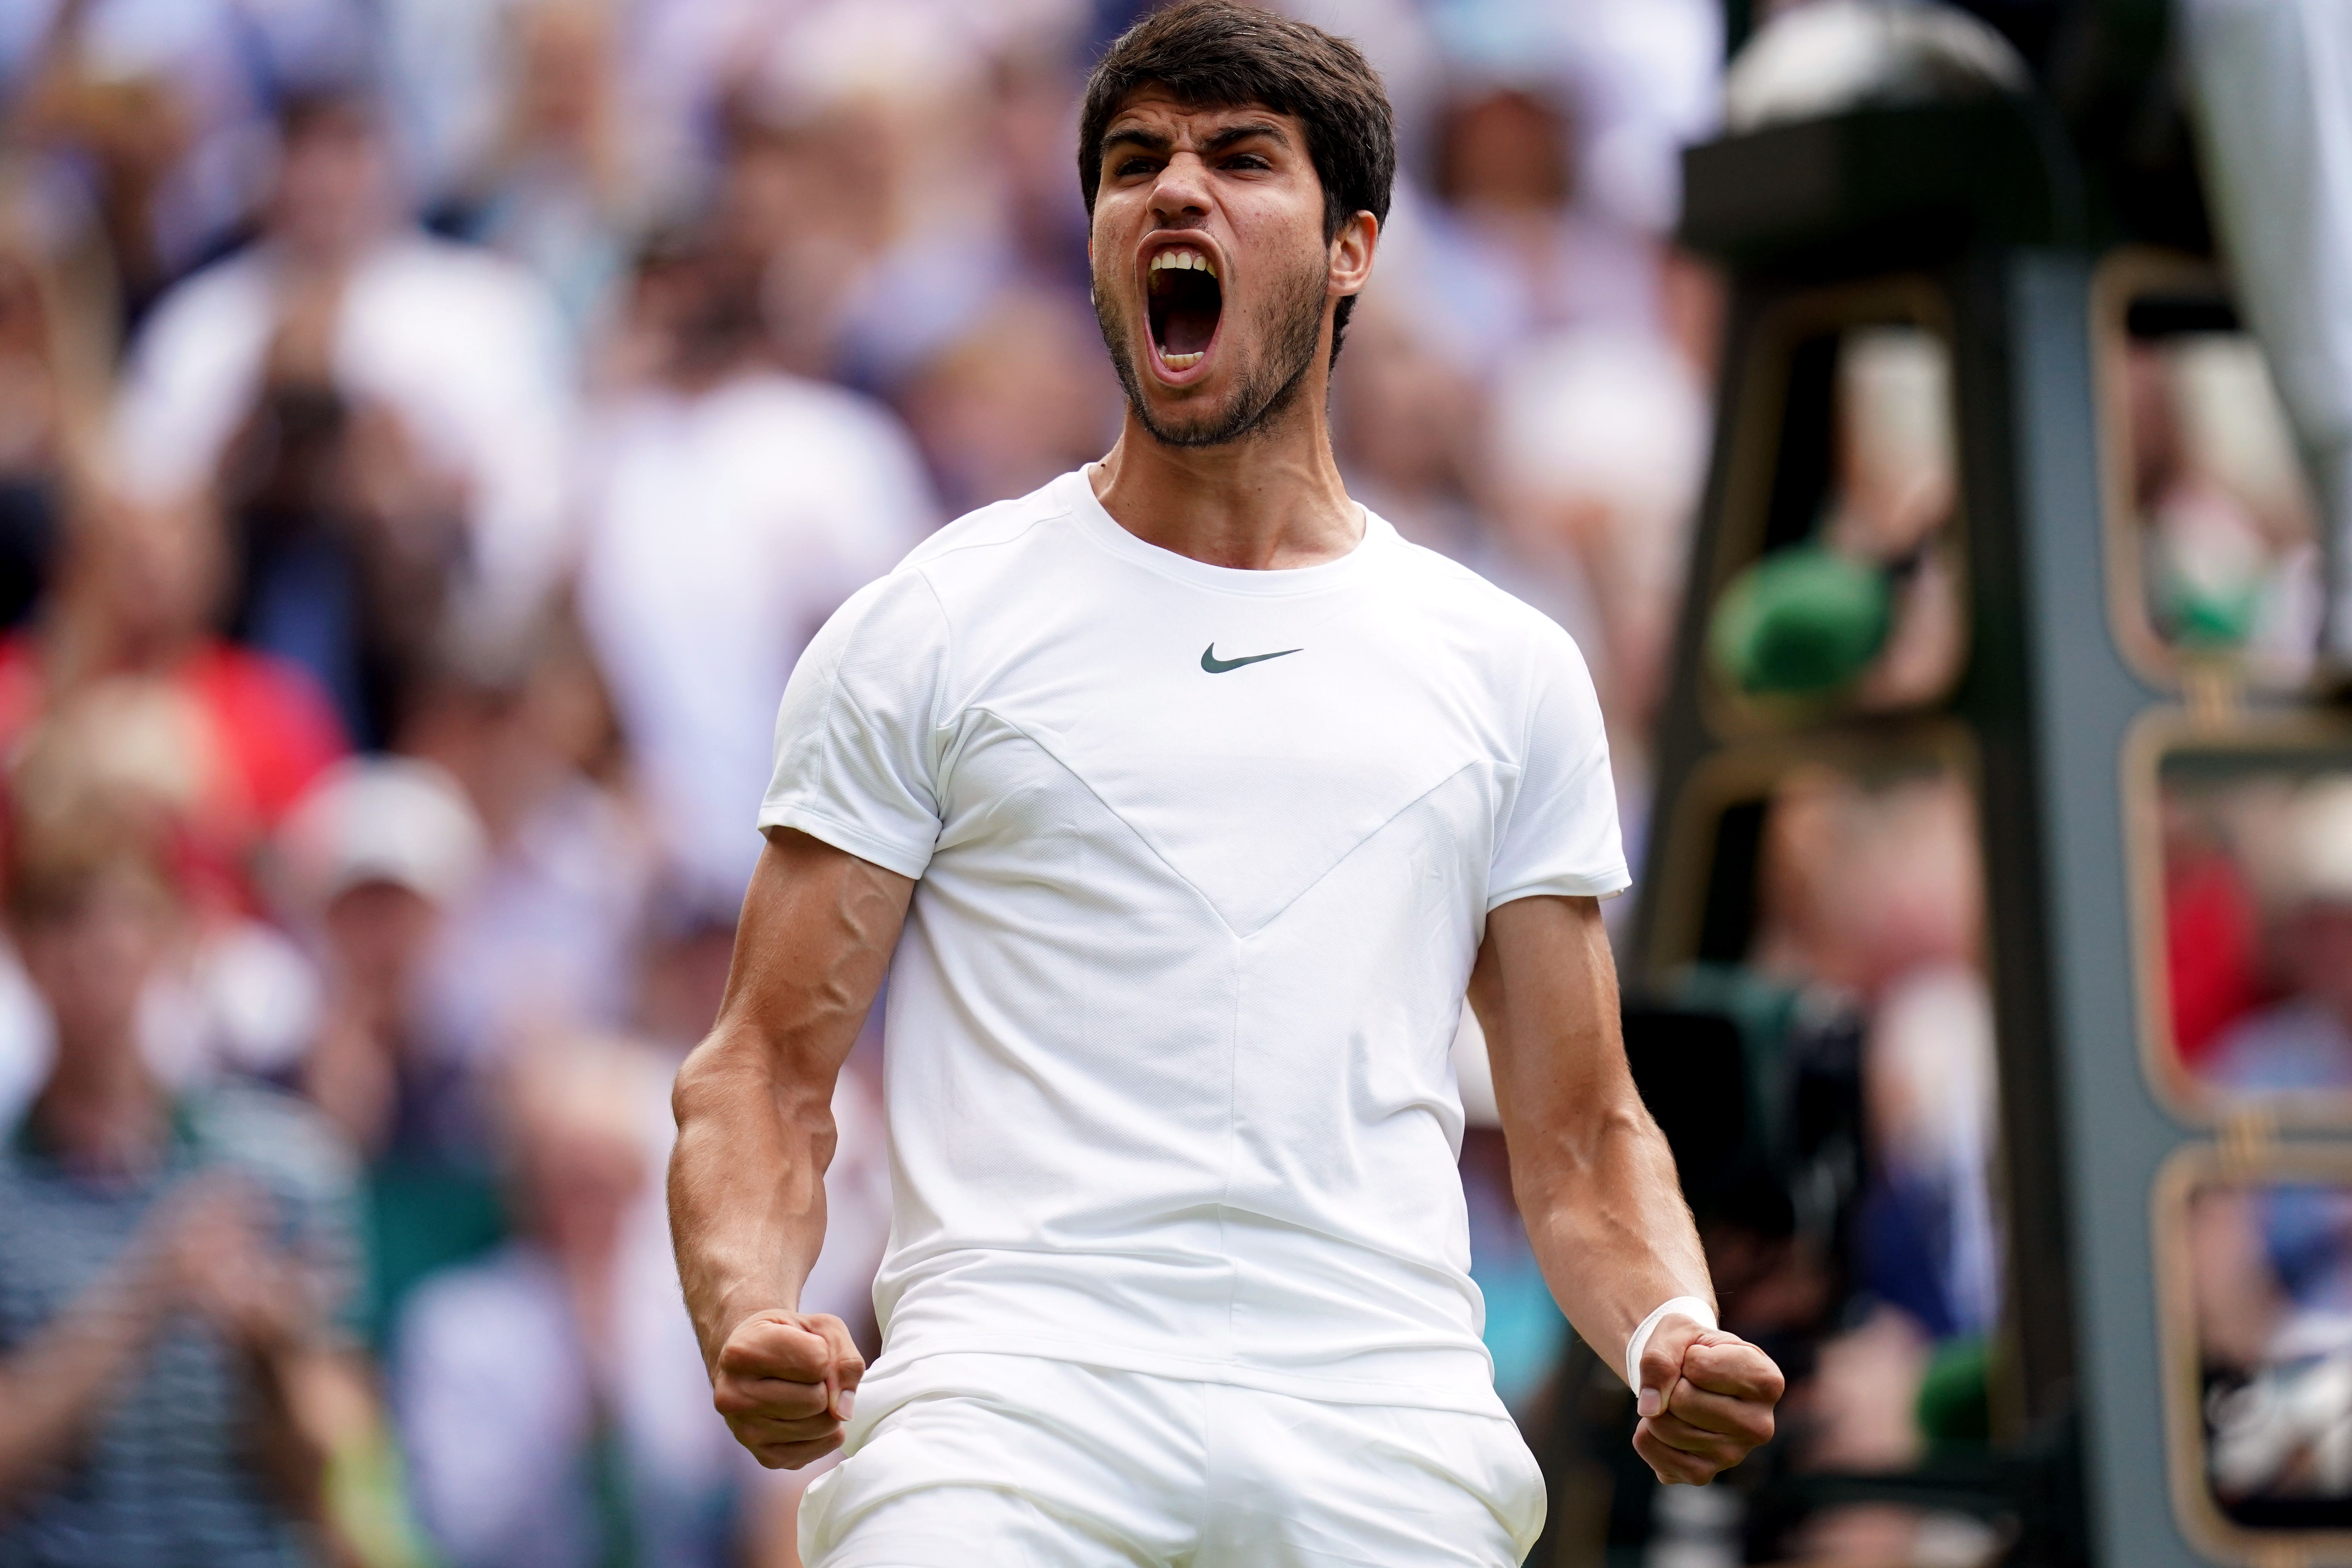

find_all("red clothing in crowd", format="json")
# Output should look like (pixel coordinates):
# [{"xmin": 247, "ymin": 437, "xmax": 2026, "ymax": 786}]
[
  {"xmin": 0, "ymin": 634, "xmax": 349, "ymax": 906},
  {"xmin": 2167, "ymin": 846, "xmax": 2270, "ymax": 1066}
]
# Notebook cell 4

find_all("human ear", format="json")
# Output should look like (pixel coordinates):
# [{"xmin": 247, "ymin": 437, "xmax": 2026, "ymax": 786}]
[{"xmin": 1328, "ymin": 210, "xmax": 1378, "ymax": 298}]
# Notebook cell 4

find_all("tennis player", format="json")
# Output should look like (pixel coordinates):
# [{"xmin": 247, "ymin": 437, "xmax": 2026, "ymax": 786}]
[{"xmin": 669, "ymin": 4, "xmax": 1782, "ymax": 1561}]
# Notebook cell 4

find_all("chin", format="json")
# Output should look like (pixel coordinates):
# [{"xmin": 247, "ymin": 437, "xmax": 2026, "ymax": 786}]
[{"xmin": 1137, "ymin": 385, "xmax": 1249, "ymax": 446}]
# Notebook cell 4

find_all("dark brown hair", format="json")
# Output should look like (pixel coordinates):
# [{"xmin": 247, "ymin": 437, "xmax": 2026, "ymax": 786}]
[{"xmin": 1078, "ymin": 0, "xmax": 1395, "ymax": 360}]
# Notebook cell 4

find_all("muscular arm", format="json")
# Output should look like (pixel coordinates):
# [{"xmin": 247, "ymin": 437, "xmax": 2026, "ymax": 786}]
[
  {"xmin": 670, "ymin": 829, "xmax": 914, "ymax": 1468},
  {"xmin": 1471, "ymin": 894, "xmax": 1782, "ymax": 1483}
]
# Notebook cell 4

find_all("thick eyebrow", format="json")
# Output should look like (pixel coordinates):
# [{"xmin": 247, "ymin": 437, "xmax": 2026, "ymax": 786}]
[
  {"xmin": 1099, "ymin": 126, "xmax": 1172, "ymax": 163},
  {"xmin": 1202, "ymin": 121, "xmax": 1288, "ymax": 154},
  {"xmin": 1098, "ymin": 119, "xmax": 1292, "ymax": 166}
]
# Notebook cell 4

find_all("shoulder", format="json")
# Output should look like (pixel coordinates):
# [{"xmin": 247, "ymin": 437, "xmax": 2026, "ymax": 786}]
[
  {"xmin": 792, "ymin": 558, "xmax": 958, "ymax": 703},
  {"xmin": 359, "ymin": 237, "xmax": 567, "ymax": 361},
  {"xmin": 902, "ymin": 476, "xmax": 1071, "ymax": 571},
  {"xmin": 887, "ymin": 476, "xmax": 1075, "ymax": 609},
  {"xmin": 374, "ymin": 234, "xmax": 550, "ymax": 310},
  {"xmin": 144, "ymin": 245, "xmax": 275, "ymax": 323},
  {"xmin": 1377, "ymin": 524, "xmax": 1595, "ymax": 675},
  {"xmin": 789, "ymin": 480, "xmax": 1078, "ymax": 696},
  {"xmin": 125, "ymin": 248, "xmax": 275, "ymax": 366}
]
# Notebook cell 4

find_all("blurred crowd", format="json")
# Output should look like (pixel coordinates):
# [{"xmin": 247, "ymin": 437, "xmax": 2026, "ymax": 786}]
[
  {"xmin": 0, "ymin": 0, "xmax": 1735, "ymax": 1563},
  {"xmin": 2175, "ymin": 773, "xmax": 2352, "ymax": 1521}
]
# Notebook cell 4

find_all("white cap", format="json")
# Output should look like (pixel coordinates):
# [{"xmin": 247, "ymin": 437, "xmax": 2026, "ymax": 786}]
[
  {"xmin": 274, "ymin": 757, "xmax": 487, "ymax": 915},
  {"xmin": 2288, "ymin": 777, "xmax": 2352, "ymax": 907}
]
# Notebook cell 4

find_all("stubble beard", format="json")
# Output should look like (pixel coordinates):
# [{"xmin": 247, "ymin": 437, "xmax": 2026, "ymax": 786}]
[{"xmin": 1093, "ymin": 258, "xmax": 1327, "ymax": 450}]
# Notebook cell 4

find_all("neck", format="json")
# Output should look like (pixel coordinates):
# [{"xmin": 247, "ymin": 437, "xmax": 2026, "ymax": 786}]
[
  {"xmin": 1089, "ymin": 368, "xmax": 1361, "ymax": 571},
  {"xmin": 34, "ymin": 1043, "xmax": 168, "ymax": 1175}
]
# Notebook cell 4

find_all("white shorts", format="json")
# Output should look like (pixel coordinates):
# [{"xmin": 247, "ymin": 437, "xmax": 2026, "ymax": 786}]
[{"xmin": 798, "ymin": 1352, "xmax": 1546, "ymax": 1567}]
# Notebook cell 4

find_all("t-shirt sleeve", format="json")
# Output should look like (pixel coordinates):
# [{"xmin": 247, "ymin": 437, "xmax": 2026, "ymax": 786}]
[
  {"xmin": 757, "ymin": 570, "xmax": 951, "ymax": 880},
  {"xmin": 1488, "ymin": 623, "xmax": 1631, "ymax": 908}
]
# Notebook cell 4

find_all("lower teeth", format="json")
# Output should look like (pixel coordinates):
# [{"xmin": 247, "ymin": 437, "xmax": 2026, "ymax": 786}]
[{"xmin": 1162, "ymin": 351, "xmax": 1202, "ymax": 369}]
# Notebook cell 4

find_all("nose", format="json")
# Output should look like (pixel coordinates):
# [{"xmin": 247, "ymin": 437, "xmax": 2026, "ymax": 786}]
[{"xmin": 1148, "ymin": 152, "xmax": 1211, "ymax": 227}]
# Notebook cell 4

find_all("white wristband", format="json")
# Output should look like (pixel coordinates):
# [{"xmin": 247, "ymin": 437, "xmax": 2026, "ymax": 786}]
[{"xmin": 1624, "ymin": 1296, "xmax": 1717, "ymax": 1393}]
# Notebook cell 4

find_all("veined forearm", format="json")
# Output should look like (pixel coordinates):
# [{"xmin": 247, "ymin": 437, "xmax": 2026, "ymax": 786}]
[
  {"xmin": 1514, "ymin": 1097, "xmax": 1712, "ymax": 1380},
  {"xmin": 671, "ymin": 834, "xmax": 912, "ymax": 1369},
  {"xmin": 670, "ymin": 1034, "xmax": 838, "ymax": 1367}
]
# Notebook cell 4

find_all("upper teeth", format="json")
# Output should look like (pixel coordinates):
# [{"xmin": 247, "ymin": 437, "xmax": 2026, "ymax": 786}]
[{"xmin": 1150, "ymin": 249, "xmax": 1215, "ymax": 278}]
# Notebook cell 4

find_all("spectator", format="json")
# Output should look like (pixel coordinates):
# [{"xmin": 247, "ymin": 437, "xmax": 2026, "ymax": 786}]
[
  {"xmin": 0, "ymin": 487, "xmax": 348, "ymax": 908},
  {"xmin": 1415, "ymin": 81, "xmax": 1668, "ymax": 368},
  {"xmin": 2164, "ymin": 789, "xmax": 2271, "ymax": 1067},
  {"xmin": 112, "ymin": 85, "xmax": 576, "ymax": 666},
  {"xmin": 1676, "ymin": 764, "xmax": 1997, "ymax": 1476},
  {"xmin": 1487, "ymin": 325, "xmax": 1708, "ymax": 731},
  {"xmin": 390, "ymin": 1037, "xmax": 806, "ymax": 1568},
  {"xmin": 396, "ymin": 623, "xmax": 657, "ymax": 1068},
  {"xmin": 0, "ymin": 222, "xmax": 104, "ymax": 630},
  {"xmin": 208, "ymin": 249, "xmax": 471, "ymax": 750},
  {"xmin": 2125, "ymin": 333, "xmax": 2320, "ymax": 680},
  {"xmin": 271, "ymin": 754, "xmax": 503, "ymax": 1342},
  {"xmin": 1329, "ymin": 295, "xmax": 1488, "ymax": 564},
  {"xmin": 275, "ymin": 755, "xmax": 490, "ymax": 1164},
  {"xmin": 2190, "ymin": 786, "xmax": 2352, "ymax": 1507},
  {"xmin": 440, "ymin": 0, "xmax": 647, "ymax": 347},
  {"xmin": 576, "ymin": 233, "xmax": 935, "ymax": 910},
  {"xmin": 2209, "ymin": 778, "xmax": 2352, "ymax": 1097},
  {"xmin": 896, "ymin": 285, "xmax": 1119, "ymax": 518},
  {"xmin": 0, "ymin": 798, "xmax": 368, "ymax": 1567}
]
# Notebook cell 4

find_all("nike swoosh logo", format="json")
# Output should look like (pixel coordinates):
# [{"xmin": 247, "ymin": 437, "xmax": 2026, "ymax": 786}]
[{"xmin": 1201, "ymin": 643, "xmax": 1303, "ymax": 674}]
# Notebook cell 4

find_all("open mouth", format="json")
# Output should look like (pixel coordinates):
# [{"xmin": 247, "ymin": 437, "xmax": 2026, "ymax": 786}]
[{"xmin": 1146, "ymin": 246, "xmax": 1222, "ymax": 373}]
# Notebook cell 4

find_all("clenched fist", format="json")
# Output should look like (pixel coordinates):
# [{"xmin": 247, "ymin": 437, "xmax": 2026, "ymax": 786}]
[
  {"xmin": 1633, "ymin": 1318, "xmax": 1785, "ymax": 1485},
  {"xmin": 710, "ymin": 1310, "xmax": 866, "ymax": 1469}
]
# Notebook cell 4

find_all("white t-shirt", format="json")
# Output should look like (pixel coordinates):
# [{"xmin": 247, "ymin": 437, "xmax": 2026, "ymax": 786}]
[
  {"xmin": 577, "ymin": 373, "xmax": 936, "ymax": 905},
  {"xmin": 760, "ymin": 468, "xmax": 1628, "ymax": 1415}
]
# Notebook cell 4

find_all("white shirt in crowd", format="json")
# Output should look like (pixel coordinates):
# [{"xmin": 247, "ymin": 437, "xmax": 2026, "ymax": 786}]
[
  {"xmin": 760, "ymin": 468, "xmax": 1628, "ymax": 1416},
  {"xmin": 112, "ymin": 232, "xmax": 578, "ymax": 635},
  {"xmin": 577, "ymin": 371, "xmax": 936, "ymax": 907}
]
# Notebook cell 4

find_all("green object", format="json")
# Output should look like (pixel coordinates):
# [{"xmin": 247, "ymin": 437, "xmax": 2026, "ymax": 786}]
[
  {"xmin": 2158, "ymin": 580, "xmax": 2261, "ymax": 651},
  {"xmin": 324, "ymin": 1422, "xmax": 442, "ymax": 1568},
  {"xmin": 1708, "ymin": 545, "xmax": 1893, "ymax": 696},
  {"xmin": 363, "ymin": 1158, "xmax": 508, "ymax": 1348},
  {"xmin": 1916, "ymin": 1335, "xmax": 1992, "ymax": 1450},
  {"xmin": 587, "ymin": 1402, "xmax": 641, "ymax": 1568}
]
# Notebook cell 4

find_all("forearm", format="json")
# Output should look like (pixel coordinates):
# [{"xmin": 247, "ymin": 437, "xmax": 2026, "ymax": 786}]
[
  {"xmin": 1513, "ymin": 1095, "xmax": 1712, "ymax": 1383},
  {"xmin": 670, "ymin": 1031, "xmax": 837, "ymax": 1365},
  {"xmin": 1473, "ymin": 895, "xmax": 1714, "ymax": 1384},
  {"xmin": 0, "ymin": 1274, "xmax": 164, "ymax": 1507},
  {"xmin": 245, "ymin": 1343, "xmax": 330, "ymax": 1523}
]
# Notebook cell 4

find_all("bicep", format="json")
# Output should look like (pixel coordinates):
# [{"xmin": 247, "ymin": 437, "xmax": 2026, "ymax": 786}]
[{"xmin": 1469, "ymin": 894, "xmax": 1630, "ymax": 1141}]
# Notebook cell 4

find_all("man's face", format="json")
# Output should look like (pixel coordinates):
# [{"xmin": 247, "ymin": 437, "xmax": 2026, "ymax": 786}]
[
  {"xmin": 1088, "ymin": 92, "xmax": 1339, "ymax": 448},
  {"xmin": 270, "ymin": 107, "xmax": 392, "ymax": 263},
  {"xmin": 19, "ymin": 872, "xmax": 174, "ymax": 1056}
]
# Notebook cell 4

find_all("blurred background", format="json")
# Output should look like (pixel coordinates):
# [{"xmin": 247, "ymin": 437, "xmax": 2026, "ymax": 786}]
[{"xmin": 0, "ymin": 0, "xmax": 2344, "ymax": 1564}]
